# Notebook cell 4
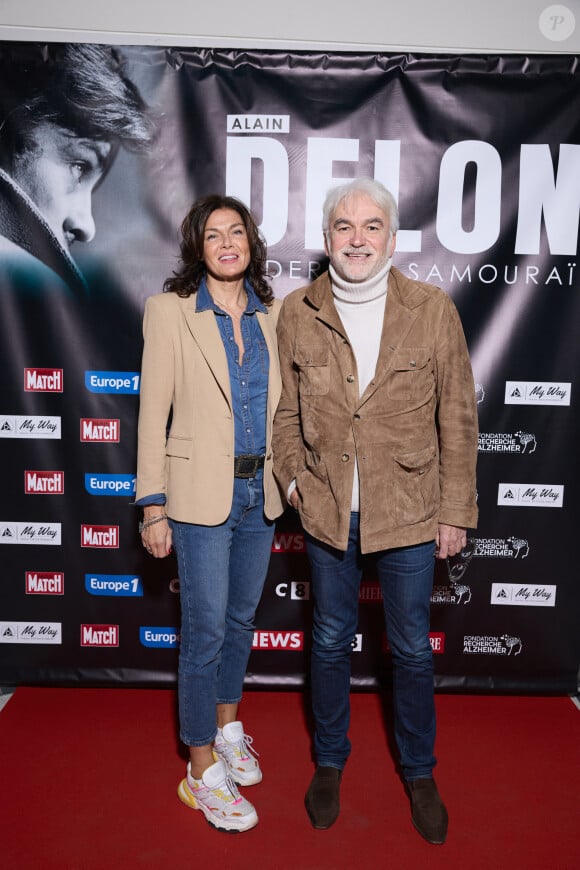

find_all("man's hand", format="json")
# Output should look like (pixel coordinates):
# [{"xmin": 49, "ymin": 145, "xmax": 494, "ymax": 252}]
[
  {"xmin": 289, "ymin": 488, "xmax": 300, "ymax": 511},
  {"xmin": 435, "ymin": 524, "xmax": 466, "ymax": 559}
]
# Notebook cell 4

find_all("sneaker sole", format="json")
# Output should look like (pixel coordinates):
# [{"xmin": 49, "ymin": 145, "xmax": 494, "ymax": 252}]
[{"xmin": 177, "ymin": 779, "xmax": 258, "ymax": 833}]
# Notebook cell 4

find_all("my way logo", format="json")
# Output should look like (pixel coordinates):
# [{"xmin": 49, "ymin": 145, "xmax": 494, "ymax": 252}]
[
  {"xmin": 25, "ymin": 471, "xmax": 64, "ymax": 494},
  {"xmin": 86, "ymin": 574, "xmax": 143, "ymax": 597},
  {"xmin": 81, "ymin": 525, "xmax": 119, "ymax": 549},
  {"xmin": 84, "ymin": 474, "xmax": 135, "ymax": 496},
  {"xmin": 478, "ymin": 431, "xmax": 537, "ymax": 454},
  {"xmin": 0, "ymin": 622, "xmax": 62, "ymax": 644},
  {"xmin": 0, "ymin": 522, "xmax": 61, "ymax": 545},
  {"xmin": 491, "ymin": 584, "xmax": 556, "ymax": 607},
  {"xmin": 140, "ymin": 627, "xmax": 179, "ymax": 648},
  {"xmin": 26, "ymin": 571, "xmax": 64, "ymax": 595},
  {"xmin": 24, "ymin": 368, "xmax": 63, "ymax": 392},
  {"xmin": 498, "ymin": 484, "xmax": 564, "ymax": 508},
  {"xmin": 85, "ymin": 372, "xmax": 140, "ymax": 395},
  {"xmin": 80, "ymin": 419, "xmax": 120, "ymax": 442},
  {"xmin": 505, "ymin": 381, "xmax": 571, "ymax": 406},
  {"xmin": 0, "ymin": 416, "xmax": 61, "ymax": 439}
]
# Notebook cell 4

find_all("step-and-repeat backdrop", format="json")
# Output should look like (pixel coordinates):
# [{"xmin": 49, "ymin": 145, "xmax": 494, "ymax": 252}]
[{"xmin": 0, "ymin": 44, "xmax": 578, "ymax": 691}]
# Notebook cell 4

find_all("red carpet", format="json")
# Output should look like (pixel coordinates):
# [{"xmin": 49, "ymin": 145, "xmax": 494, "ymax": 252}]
[{"xmin": 0, "ymin": 688, "xmax": 577, "ymax": 869}]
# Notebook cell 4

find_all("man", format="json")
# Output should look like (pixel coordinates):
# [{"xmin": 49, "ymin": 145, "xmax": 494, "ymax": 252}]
[
  {"xmin": 0, "ymin": 42, "xmax": 153, "ymax": 294},
  {"xmin": 273, "ymin": 178, "xmax": 478, "ymax": 844}
]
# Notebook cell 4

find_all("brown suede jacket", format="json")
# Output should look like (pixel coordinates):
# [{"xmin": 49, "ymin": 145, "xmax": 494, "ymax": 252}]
[{"xmin": 272, "ymin": 267, "xmax": 478, "ymax": 553}]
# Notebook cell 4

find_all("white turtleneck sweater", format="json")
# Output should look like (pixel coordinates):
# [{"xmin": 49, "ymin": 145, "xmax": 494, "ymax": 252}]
[{"xmin": 330, "ymin": 258, "xmax": 392, "ymax": 511}]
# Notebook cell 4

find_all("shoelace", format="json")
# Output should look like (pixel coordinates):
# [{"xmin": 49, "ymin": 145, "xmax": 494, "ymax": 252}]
[
  {"xmin": 194, "ymin": 772, "xmax": 242, "ymax": 805},
  {"xmin": 219, "ymin": 732, "xmax": 260, "ymax": 761}
]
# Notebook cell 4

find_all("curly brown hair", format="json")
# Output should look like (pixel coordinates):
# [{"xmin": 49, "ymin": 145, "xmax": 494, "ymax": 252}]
[{"xmin": 164, "ymin": 195, "xmax": 274, "ymax": 304}]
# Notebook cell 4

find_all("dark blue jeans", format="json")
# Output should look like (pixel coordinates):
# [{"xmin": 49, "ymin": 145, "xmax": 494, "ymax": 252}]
[
  {"xmin": 171, "ymin": 471, "xmax": 275, "ymax": 747},
  {"xmin": 306, "ymin": 513, "xmax": 436, "ymax": 781}
]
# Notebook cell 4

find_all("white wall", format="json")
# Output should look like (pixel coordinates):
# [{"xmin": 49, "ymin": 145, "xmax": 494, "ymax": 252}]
[{"xmin": 0, "ymin": 0, "xmax": 579, "ymax": 53}]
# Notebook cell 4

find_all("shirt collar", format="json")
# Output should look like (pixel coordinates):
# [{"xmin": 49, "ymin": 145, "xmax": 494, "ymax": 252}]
[{"xmin": 195, "ymin": 276, "xmax": 267, "ymax": 314}]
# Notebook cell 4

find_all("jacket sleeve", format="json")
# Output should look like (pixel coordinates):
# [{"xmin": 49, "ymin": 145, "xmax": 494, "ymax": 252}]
[
  {"xmin": 135, "ymin": 295, "xmax": 175, "ymax": 504},
  {"xmin": 435, "ymin": 295, "xmax": 479, "ymax": 530},
  {"xmin": 272, "ymin": 298, "xmax": 302, "ymax": 500}
]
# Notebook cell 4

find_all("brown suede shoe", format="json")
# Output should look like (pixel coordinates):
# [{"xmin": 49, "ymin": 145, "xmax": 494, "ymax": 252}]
[
  {"xmin": 305, "ymin": 766, "xmax": 343, "ymax": 829},
  {"xmin": 407, "ymin": 778, "xmax": 448, "ymax": 845}
]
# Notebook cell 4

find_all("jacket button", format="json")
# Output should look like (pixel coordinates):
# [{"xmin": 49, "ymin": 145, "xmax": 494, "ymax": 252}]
[
  {"xmin": 346, "ymin": 374, "xmax": 355, "ymax": 383},
  {"xmin": 354, "ymin": 413, "xmax": 360, "ymax": 421},
  {"xmin": 341, "ymin": 453, "xmax": 350, "ymax": 462},
  {"xmin": 410, "ymin": 360, "xmax": 416, "ymax": 367}
]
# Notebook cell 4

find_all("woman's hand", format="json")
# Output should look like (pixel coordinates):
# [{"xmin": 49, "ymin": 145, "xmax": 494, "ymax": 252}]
[{"xmin": 141, "ymin": 509, "xmax": 173, "ymax": 558}]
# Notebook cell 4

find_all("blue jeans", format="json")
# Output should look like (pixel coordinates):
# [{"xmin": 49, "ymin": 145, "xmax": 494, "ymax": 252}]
[
  {"xmin": 306, "ymin": 513, "xmax": 436, "ymax": 781},
  {"xmin": 170, "ymin": 471, "xmax": 274, "ymax": 747}
]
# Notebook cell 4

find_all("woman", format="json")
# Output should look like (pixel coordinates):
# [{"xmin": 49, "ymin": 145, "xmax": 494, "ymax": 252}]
[{"xmin": 135, "ymin": 195, "xmax": 284, "ymax": 833}]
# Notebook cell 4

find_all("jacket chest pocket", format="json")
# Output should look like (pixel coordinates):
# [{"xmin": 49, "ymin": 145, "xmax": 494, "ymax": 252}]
[
  {"xmin": 295, "ymin": 345, "xmax": 330, "ymax": 396},
  {"xmin": 387, "ymin": 348, "xmax": 432, "ymax": 401}
]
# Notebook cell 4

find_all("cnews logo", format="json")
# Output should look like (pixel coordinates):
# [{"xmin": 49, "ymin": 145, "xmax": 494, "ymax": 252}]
[
  {"xmin": 81, "ymin": 525, "xmax": 119, "ymax": 549},
  {"xmin": 25, "ymin": 471, "xmax": 64, "ymax": 494},
  {"xmin": 81, "ymin": 624, "xmax": 119, "ymax": 647},
  {"xmin": 272, "ymin": 533, "xmax": 305, "ymax": 553},
  {"xmin": 24, "ymin": 368, "xmax": 63, "ymax": 392},
  {"xmin": 252, "ymin": 630, "xmax": 303, "ymax": 650},
  {"xmin": 85, "ymin": 371, "xmax": 140, "ymax": 395},
  {"xmin": 80, "ymin": 419, "xmax": 120, "ymax": 442},
  {"xmin": 84, "ymin": 474, "xmax": 136, "ymax": 496},
  {"xmin": 86, "ymin": 574, "xmax": 143, "ymax": 597},
  {"xmin": 26, "ymin": 571, "xmax": 64, "ymax": 595},
  {"xmin": 140, "ymin": 627, "xmax": 179, "ymax": 648}
]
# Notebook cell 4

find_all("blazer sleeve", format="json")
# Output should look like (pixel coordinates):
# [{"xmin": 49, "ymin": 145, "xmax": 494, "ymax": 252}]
[{"xmin": 135, "ymin": 295, "xmax": 176, "ymax": 503}]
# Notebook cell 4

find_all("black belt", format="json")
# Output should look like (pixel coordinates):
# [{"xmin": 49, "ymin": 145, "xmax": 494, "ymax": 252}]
[{"xmin": 234, "ymin": 454, "xmax": 265, "ymax": 478}]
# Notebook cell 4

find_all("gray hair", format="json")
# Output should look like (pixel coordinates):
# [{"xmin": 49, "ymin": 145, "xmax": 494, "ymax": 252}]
[{"xmin": 322, "ymin": 178, "xmax": 399, "ymax": 236}]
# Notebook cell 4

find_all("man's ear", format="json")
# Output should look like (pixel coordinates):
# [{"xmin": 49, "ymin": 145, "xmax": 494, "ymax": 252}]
[{"xmin": 389, "ymin": 231, "xmax": 397, "ymax": 259}]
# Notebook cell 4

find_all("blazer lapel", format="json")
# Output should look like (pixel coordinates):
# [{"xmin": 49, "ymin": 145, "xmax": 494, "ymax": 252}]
[{"xmin": 182, "ymin": 304, "xmax": 232, "ymax": 407}]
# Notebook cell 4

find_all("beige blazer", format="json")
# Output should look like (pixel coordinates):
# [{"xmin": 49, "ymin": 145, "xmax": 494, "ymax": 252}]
[{"xmin": 136, "ymin": 290, "xmax": 284, "ymax": 524}]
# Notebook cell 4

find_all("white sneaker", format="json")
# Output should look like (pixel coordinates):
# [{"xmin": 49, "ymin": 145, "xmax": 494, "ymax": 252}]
[
  {"xmin": 213, "ymin": 721, "xmax": 263, "ymax": 786},
  {"xmin": 177, "ymin": 759, "xmax": 258, "ymax": 833}
]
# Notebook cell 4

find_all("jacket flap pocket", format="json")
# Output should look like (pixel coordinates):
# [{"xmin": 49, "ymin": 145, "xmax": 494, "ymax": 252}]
[
  {"xmin": 166, "ymin": 435, "xmax": 192, "ymax": 459},
  {"xmin": 295, "ymin": 345, "xmax": 329, "ymax": 367},
  {"xmin": 392, "ymin": 348, "xmax": 430, "ymax": 372},
  {"xmin": 394, "ymin": 445, "xmax": 436, "ymax": 472}
]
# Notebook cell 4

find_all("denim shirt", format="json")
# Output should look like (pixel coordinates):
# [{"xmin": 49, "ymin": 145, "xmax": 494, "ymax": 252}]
[{"xmin": 136, "ymin": 277, "xmax": 269, "ymax": 507}]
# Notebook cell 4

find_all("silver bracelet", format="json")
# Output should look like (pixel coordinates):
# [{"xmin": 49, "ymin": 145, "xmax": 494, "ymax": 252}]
[{"xmin": 139, "ymin": 513, "xmax": 168, "ymax": 534}]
